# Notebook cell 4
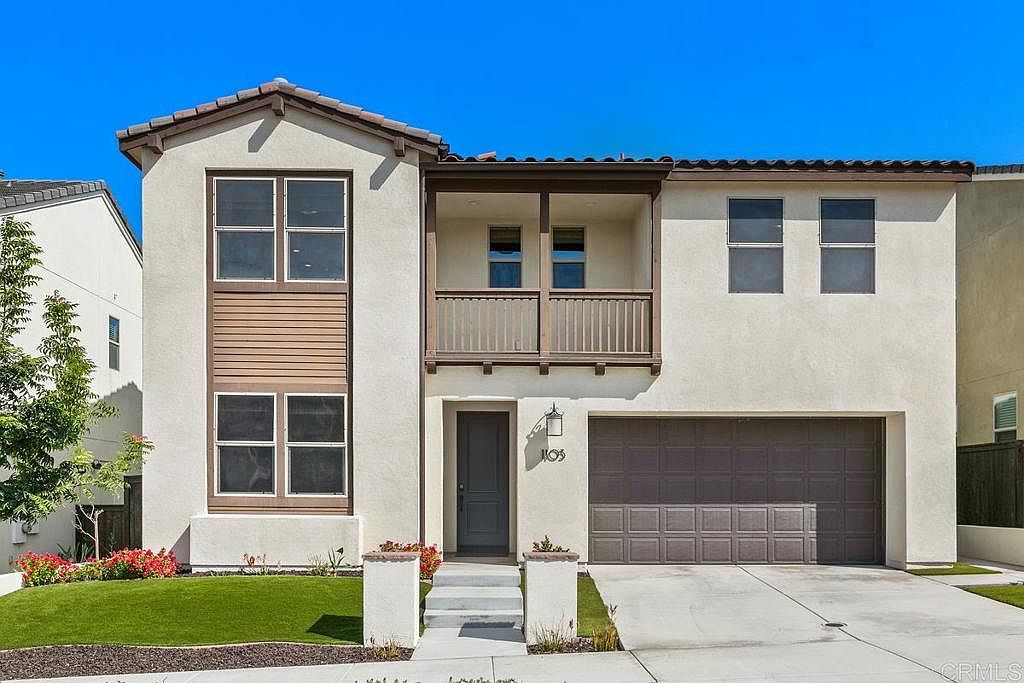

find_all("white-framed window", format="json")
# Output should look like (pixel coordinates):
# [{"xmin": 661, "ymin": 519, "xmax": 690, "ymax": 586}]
[
  {"xmin": 488, "ymin": 225, "xmax": 522, "ymax": 288},
  {"xmin": 552, "ymin": 226, "xmax": 586, "ymax": 288},
  {"xmin": 994, "ymin": 392, "xmax": 1018, "ymax": 443},
  {"xmin": 213, "ymin": 178, "xmax": 276, "ymax": 281},
  {"xmin": 285, "ymin": 178, "xmax": 347, "ymax": 282},
  {"xmin": 214, "ymin": 393, "xmax": 276, "ymax": 495},
  {"xmin": 286, "ymin": 394, "xmax": 347, "ymax": 496},
  {"xmin": 728, "ymin": 198, "xmax": 783, "ymax": 293},
  {"xmin": 108, "ymin": 316, "xmax": 120, "ymax": 370},
  {"xmin": 820, "ymin": 198, "xmax": 876, "ymax": 294}
]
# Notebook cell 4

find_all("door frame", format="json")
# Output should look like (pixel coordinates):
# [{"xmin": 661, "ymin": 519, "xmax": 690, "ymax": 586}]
[{"xmin": 455, "ymin": 409, "xmax": 512, "ymax": 555}]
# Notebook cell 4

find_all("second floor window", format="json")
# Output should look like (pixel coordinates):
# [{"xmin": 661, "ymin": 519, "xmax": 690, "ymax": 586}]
[
  {"xmin": 995, "ymin": 392, "xmax": 1018, "ymax": 443},
  {"xmin": 108, "ymin": 316, "xmax": 120, "ymax": 370},
  {"xmin": 488, "ymin": 226, "xmax": 522, "ymax": 288},
  {"xmin": 552, "ymin": 227, "xmax": 586, "ymax": 288},
  {"xmin": 213, "ymin": 176, "xmax": 347, "ymax": 282},
  {"xmin": 214, "ymin": 179, "xmax": 275, "ymax": 280},
  {"xmin": 821, "ymin": 199, "xmax": 875, "ymax": 294},
  {"xmin": 728, "ymin": 198, "xmax": 783, "ymax": 293}
]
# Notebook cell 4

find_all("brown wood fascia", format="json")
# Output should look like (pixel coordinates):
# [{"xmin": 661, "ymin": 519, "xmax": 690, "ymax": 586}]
[{"xmin": 119, "ymin": 92, "xmax": 439, "ymax": 166}]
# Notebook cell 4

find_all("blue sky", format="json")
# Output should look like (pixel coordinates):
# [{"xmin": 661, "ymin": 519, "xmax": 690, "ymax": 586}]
[{"xmin": 4, "ymin": 1, "xmax": 1023, "ymax": 240}]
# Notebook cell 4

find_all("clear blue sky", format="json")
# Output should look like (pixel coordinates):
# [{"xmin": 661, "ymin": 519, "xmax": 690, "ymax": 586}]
[{"xmin": 4, "ymin": 1, "xmax": 1023, "ymax": 240}]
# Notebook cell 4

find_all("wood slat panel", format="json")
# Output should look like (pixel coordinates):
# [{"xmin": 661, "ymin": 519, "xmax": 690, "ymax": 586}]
[{"xmin": 212, "ymin": 291, "xmax": 347, "ymax": 383}]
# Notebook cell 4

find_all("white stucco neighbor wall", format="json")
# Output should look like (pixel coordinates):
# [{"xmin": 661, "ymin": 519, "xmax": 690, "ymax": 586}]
[
  {"xmin": 0, "ymin": 193, "xmax": 142, "ymax": 569},
  {"xmin": 957, "ymin": 525, "xmax": 1024, "ymax": 567},
  {"xmin": 141, "ymin": 107, "xmax": 422, "ymax": 564},
  {"xmin": 426, "ymin": 181, "xmax": 958, "ymax": 567},
  {"xmin": 189, "ymin": 514, "xmax": 363, "ymax": 570}
]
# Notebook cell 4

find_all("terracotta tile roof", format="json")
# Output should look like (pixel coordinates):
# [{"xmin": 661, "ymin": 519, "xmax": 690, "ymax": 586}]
[
  {"xmin": 116, "ymin": 79, "xmax": 443, "ymax": 147},
  {"xmin": 973, "ymin": 164, "xmax": 1024, "ymax": 175},
  {"xmin": 439, "ymin": 154, "xmax": 974, "ymax": 173},
  {"xmin": 0, "ymin": 179, "xmax": 140, "ymax": 253}
]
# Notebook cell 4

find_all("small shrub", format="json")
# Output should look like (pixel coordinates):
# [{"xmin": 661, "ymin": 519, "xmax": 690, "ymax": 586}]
[
  {"xmin": 241, "ymin": 552, "xmax": 279, "ymax": 575},
  {"xmin": 592, "ymin": 604, "xmax": 619, "ymax": 651},
  {"xmin": 102, "ymin": 548, "xmax": 179, "ymax": 580},
  {"xmin": 308, "ymin": 555, "xmax": 330, "ymax": 576},
  {"xmin": 70, "ymin": 559, "xmax": 105, "ymax": 582},
  {"xmin": 377, "ymin": 541, "xmax": 442, "ymax": 579},
  {"xmin": 368, "ymin": 636, "xmax": 403, "ymax": 660},
  {"xmin": 531, "ymin": 535, "xmax": 569, "ymax": 553},
  {"xmin": 327, "ymin": 547, "xmax": 346, "ymax": 572},
  {"xmin": 531, "ymin": 619, "xmax": 574, "ymax": 653},
  {"xmin": 15, "ymin": 552, "xmax": 74, "ymax": 586}
]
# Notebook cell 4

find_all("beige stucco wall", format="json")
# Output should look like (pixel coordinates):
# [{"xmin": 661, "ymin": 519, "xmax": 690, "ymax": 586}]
[
  {"xmin": 189, "ymin": 514, "xmax": 363, "ymax": 569},
  {"xmin": 1, "ymin": 194, "xmax": 142, "ymax": 570},
  {"xmin": 426, "ymin": 181, "xmax": 958, "ymax": 566},
  {"xmin": 140, "ymin": 107, "xmax": 422, "ymax": 564},
  {"xmin": 955, "ymin": 177, "xmax": 1024, "ymax": 445}
]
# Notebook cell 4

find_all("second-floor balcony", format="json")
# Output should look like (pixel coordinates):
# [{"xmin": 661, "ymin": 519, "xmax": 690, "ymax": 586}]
[{"xmin": 425, "ymin": 187, "xmax": 661, "ymax": 374}]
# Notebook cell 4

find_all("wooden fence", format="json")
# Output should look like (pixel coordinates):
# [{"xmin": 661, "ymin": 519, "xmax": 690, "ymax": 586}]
[{"xmin": 957, "ymin": 441, "xmax": 1024, "ymax": 527}]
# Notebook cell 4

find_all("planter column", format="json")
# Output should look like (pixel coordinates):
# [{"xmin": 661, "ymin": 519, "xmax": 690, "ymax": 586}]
[
  {"xmin": 523, "ymin": 551, "xmax": 579, "ymax": 645},
  {"xmin": 362, "ymin": 551, "xmax": 420, "ymax": 648}
]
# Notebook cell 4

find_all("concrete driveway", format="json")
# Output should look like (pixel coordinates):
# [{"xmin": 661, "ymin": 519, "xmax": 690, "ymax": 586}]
[{"xmin": 590, "ymin": 564, "xmax": 1024, "ymax": 682}]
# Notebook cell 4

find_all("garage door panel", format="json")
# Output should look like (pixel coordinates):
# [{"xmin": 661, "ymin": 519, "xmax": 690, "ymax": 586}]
[
  {"xmin": 660, "ymin": 477, "xmax": 697, "ymax": 503},
  {"xmin": 589, "ymin": 418, "xmax": 884, "ymax": 565}
]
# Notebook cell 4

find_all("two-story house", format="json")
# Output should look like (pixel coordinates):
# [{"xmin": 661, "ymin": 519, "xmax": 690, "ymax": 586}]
[
  {"xmin": 0, "ymin": 178, "xmax": 143, "ymax": 570},
  {"xmin": 121, "ymin": 79, "xmax": 968, "ymax": 569}
]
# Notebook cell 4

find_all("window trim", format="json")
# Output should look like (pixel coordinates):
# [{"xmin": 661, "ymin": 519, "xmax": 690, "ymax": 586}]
[
  {"xmin": 284, "ymin": 177, "xmax": 349, "ymax": 284},
  {"xmin": 994, "ymin": 391, "xmax": 1018, "ymax": 441},
  {"xmin": 212, "ymin": 176, "xmax": 278, "ymax": 283},
  {"xmin": 213, "ymin": 392, "xmax": 277, "ymax": 497},
  {"xmin": 487, "ymin": 224, "xmax": 523, "ymax": 289},
  {"xmin": 108, "ymin": 315, "xmax": 120, "ymax": 371},
  {"xmin": 727, "ymin": 196, "xmax": 784, "ymax": 294},
  {"xmin": 284, "ymin": 393, "xmax": 348, "ymax": 498},
  {"xmin": 551, "ymin": 225, "xmax": 587, "ymax": 289},
  {"xmin": 819, "ymin": 196, "xmax": 877, "ymax": 295}
]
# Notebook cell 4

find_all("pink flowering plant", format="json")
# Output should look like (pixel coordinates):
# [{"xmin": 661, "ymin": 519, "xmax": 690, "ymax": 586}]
[
  {"xmin": 15, "ymin": 547, "xmax": 179, "ymax": 587},
  {"xmin": 377, "ymin": 540, "xmax": 442, "ymax": 579}
]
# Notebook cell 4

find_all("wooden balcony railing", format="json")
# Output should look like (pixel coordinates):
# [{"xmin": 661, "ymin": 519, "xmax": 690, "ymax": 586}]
[{"xmin": 427, "ymin": 288, "xmax": 657, "ymax": 373}]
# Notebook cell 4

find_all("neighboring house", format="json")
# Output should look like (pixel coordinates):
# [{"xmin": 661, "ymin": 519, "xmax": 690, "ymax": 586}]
[
  {"xmin": 956, "ymin": 165, "xmax": 1024, "ymax": 446},
  {"xmin": 121, "ymin": 79, "xmax": 968, "ymax": 570},
  {"xmin": 0, "ymin": 179, "xmax": 143, "ymax": 569}
]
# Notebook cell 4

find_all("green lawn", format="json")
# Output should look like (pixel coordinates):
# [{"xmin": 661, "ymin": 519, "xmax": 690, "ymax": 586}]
[
  {"xmin": 907, "ymin": 563, "xmax": 1000, "ymax": 576},
  {"xmin": 967, "ymin": 585, "xmax": 1024, "ymax": 608},
  {"xmin": 576, "ymin": 575, "xmax": 613, "ymax": 637},
  {"xmin": 0, "ymin": 576, "xmax": 430, "ymax": 649}
]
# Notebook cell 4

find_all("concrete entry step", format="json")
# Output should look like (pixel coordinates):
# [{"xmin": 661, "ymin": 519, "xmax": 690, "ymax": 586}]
[
  {"xmin": 432, "ymin": 562, "xmax": 521, "ymax": 588},
  {"xmin": 423, "ymin": 608, "xmax": 524, "ymax": 629},
  {"xmin": 412, "ymin": 626, "xmax": 526, "ymax": 660},
  {"xmin": 425, "ymin": 585, "xmax": 524, "ymax": 611}
]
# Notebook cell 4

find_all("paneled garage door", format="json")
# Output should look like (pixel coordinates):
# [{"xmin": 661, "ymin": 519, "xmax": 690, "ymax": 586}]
[{"xmin": 588, "ymin": 417, "xmax": 884, "ymax": 564}]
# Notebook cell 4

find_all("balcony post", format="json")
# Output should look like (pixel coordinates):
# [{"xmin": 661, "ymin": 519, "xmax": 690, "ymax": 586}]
[
  {"xmin": 650, "ymin": 191, "xmax": 662, "ymax": 374},
  {"xmin": 425, "ymin": 189, "xmax": 438, "ymax": 373},
  {"xmin": 539, "ymin": 192, "xmax": 551, "ymax": 360}
]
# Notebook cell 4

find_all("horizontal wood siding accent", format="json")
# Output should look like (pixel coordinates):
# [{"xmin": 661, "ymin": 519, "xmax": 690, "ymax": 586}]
[{"xmin": 212, "ymin": 292, "xmax": 348, "ymax": 387}]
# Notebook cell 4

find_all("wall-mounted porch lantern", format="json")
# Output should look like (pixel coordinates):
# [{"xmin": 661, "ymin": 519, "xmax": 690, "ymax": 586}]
[{"xmin": 545, "ymin": 402, "xmax": 563, "ymax": 437}]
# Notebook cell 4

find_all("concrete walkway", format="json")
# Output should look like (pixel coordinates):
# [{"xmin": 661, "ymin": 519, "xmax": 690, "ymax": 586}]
[{"xmin": 412, "ymin": 625, "xmax": 526, "ymax": 660}]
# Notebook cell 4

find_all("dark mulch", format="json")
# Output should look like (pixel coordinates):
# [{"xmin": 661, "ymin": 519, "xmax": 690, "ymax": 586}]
[
  {"xmin": 181, "ymin": 569, "xmax": 364, "ymax": 578},
  {"xmin": 0, "ymin": 643, "xmax": 412, "ymax": 680},
  {"xmin": 527, "ymin": 637, "xmax": 598, "ymax": 655}
]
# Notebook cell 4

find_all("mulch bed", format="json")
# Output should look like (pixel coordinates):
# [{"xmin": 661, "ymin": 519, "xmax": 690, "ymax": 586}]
[
  {"xmin": 0, "ymin": 643, "xmax": 412, "ymax": 680},
  {"xmin": 527, "ymin": 637, "xmax": 598, "ymax": 655}
]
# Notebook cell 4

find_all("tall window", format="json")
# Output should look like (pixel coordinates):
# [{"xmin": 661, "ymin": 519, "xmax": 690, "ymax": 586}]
[
  {"xmin": 215, "ymin": 394, "xmax": 275, "ymax": 494},
  {"xmin": 821, "ymin": 199, "xmax": 875, "ymax": 294},
  {"xmin": 552, "ymin": 227, "xmax": 586, "ymax": 288},
  {"xmin": 728, "ymin": 199, "xmax": 783, "ymax": 293},
  {"xmin": 287, "ymin": 395, "xmax": 346, "ymax": 495},
  {"xmin": 488, "ymin": 226, "xmax": 522, "ymax": 288},
  {"xmin": 108, "ymin": 316, "xmax": 120, "ymax": 370},
  {"xmin": 286, "ymin": 179, "xmax": 347, "ymax": 281},
  {"xmin": 995, "ymin": 392, "xmax": 1018, "ymax": 443},
  {"xmin": 214, "ymin": 179, "xmax": 275, "ymax": 280}
]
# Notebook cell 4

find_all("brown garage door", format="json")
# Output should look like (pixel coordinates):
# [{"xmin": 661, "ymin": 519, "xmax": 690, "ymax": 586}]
[{"xmin": 588, "ymin": 417, "xmax": 884, "ymax": 564}]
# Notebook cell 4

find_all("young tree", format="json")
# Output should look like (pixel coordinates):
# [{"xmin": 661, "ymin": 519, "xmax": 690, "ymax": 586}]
[{"xmin": 0, "ymin": 215, "xmax": 151, "ymax": 551}]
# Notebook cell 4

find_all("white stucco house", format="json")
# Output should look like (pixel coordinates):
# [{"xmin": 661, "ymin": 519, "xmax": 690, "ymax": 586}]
[
  {"xmin": 121, "ymin": 79, "xmax": 970, "ymax": 570},
  {"xmin": 0, "ymin": 178, "xmax": 143, "ymax": 570}
]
